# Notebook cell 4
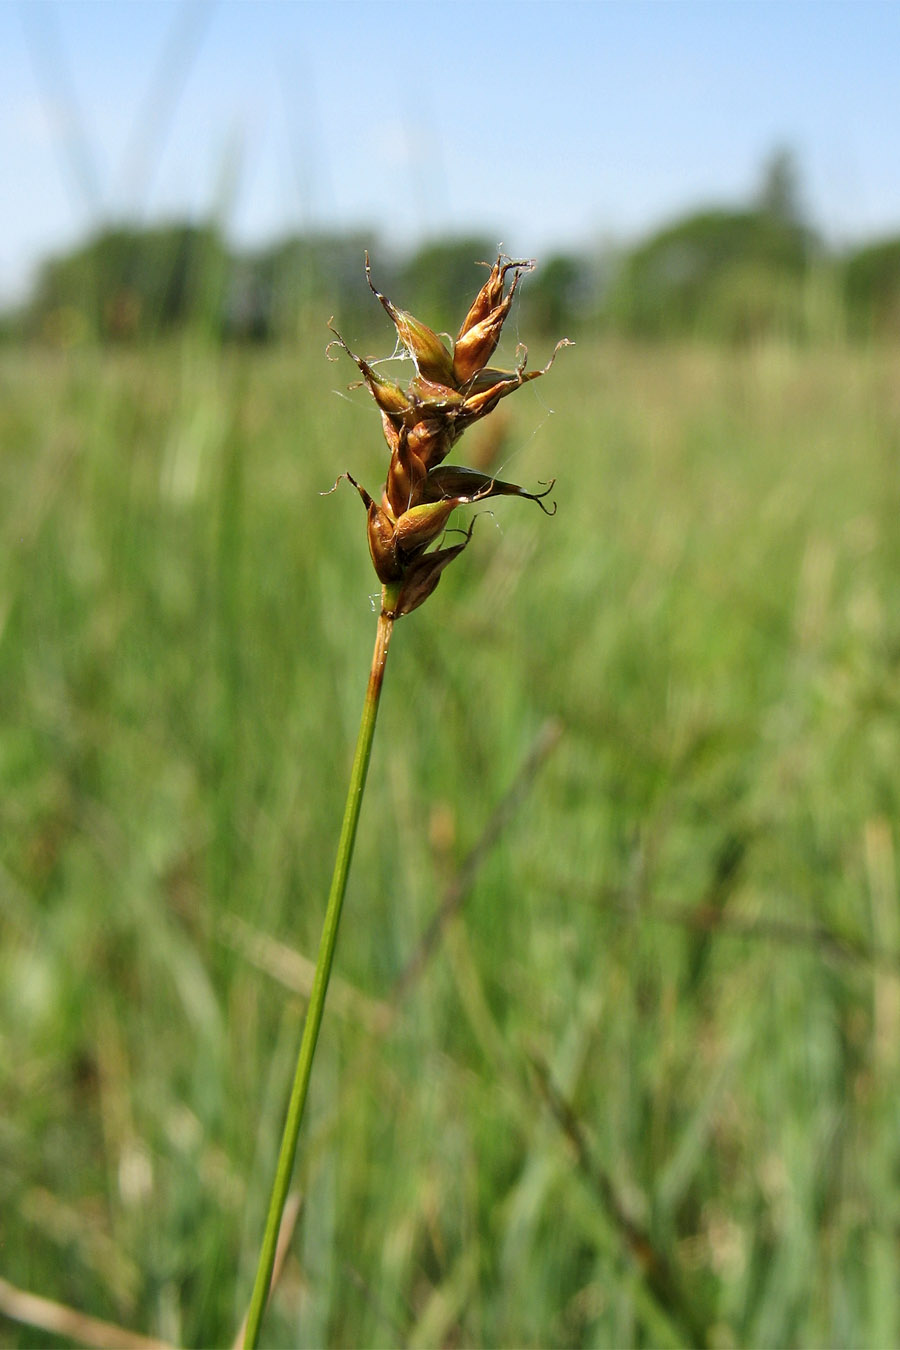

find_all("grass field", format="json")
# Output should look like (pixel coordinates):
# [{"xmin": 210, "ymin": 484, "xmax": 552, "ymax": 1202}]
[{"xmin": 2, "ymin": 331, "xmax": 900, "ymax": 1348}]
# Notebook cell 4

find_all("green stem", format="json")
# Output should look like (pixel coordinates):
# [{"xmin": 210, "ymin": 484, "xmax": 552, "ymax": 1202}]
[{"xmin": 243, "ymin": 609, "xmax": 395, "ymax": 1348}]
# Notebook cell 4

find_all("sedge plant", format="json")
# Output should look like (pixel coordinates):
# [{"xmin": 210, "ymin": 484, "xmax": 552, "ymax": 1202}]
[{"xmin": 242, "ymin": 254, "xmax": 570, "ymax": 1346}]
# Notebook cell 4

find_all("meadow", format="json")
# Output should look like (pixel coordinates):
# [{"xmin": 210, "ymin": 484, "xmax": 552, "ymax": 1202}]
[{"xmin": 2, "ymin": 328, "xmax": 899, "ymax": 1347}]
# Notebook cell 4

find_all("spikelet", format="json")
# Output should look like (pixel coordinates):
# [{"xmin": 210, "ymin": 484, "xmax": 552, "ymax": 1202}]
[{"xmin": 329, "ymin": 254, "xmax": 571, "ymax": 618}]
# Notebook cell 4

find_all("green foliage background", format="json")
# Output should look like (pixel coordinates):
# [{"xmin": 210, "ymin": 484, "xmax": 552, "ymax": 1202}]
[
  {"xmin": 2, "ymin": 304, "xmax": 900, "ymax": 1347},
  {"xmin": 12, "ymin": 196, "xmax": 900, "ymax": 348}
]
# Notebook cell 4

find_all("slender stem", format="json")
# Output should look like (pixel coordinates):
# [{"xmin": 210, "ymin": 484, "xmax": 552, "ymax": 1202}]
[{"xmin": 243, "ymin": 610, "xmax": 395, "ymax": 1348}]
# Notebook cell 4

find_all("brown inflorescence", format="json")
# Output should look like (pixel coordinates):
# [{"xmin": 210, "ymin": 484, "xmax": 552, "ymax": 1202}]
[{"xmin": 329, "ymin": 254, "xmax": 571, "ymax": 618}]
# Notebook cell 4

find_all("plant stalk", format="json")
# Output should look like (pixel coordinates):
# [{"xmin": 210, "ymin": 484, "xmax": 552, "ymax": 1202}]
[{"xmin": 242, "ymin": 609, "xmax": 395, "ymax": 1348}]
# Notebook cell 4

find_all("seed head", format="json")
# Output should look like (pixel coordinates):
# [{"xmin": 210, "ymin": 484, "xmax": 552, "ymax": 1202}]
[{"xmin": 329, "ymin": 254, "xmax": 571, "ymax": 618}]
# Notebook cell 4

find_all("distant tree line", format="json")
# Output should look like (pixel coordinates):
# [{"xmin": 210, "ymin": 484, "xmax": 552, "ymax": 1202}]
[{"xmin": 10, "ymin": 152, "xmax": 900, "ymax": 346}]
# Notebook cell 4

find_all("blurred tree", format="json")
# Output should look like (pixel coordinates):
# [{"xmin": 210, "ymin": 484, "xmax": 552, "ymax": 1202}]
[
  {"xmin": 226, "ymin": 232, "xmax": 381, "ymax": 342},
  {"xmin": 755, "ymin": 146, "xmax": 805, "ymax": 227},
  {"xmin": 842, "ymin": 236, "xmax": 900, "ymax": 338},
  {"xmin": 28, "ymin": 223, "xmax": 229, "ymax": 342},
  {"xmin": 520, "ymin": 252, "xmax": 596, "ymax": 335},
  {"xmin": 605, "ymin": 145, "xmax": 825, "ymax": 341},
  {"xmin": 697, "ymin": 258, "xmax": 809, "ymax": 343},
  {"xmin": 608, "ymin": 208, "xmax": 815, "ymax": 339}
]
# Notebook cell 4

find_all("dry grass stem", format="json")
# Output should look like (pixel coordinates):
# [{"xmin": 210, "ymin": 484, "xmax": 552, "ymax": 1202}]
[{"xmin": 0, "ymin": 1277, "xmax": 171, "ymax": 1350}]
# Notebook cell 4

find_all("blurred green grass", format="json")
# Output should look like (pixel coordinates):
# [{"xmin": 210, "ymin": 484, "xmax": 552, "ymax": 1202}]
[{"xmin": 1, "ymin": 334, "xmax": 899, "ymax": 1348}]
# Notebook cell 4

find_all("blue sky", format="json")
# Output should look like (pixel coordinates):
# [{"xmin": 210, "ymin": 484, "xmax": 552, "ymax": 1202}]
[{"xmin": 3, "ymin": 0, "xmax": 899, "ymax": 303}]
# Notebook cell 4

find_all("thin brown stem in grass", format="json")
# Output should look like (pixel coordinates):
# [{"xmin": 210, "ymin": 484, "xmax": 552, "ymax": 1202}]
[
  {"xmin": 597, "ymin": 887, "xmax": 899, "ymax": 971},
  {"xmin": 527, "ymin": 1053, "xmax": 711, "ymax": 1350},
  {"xmin": 232, "ymin": 1194, "xmax": 302, "ymax": 1350},
  {"xmin": 0, "ymin": 1277, "xmax": 170, "ymax": 1350}
]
